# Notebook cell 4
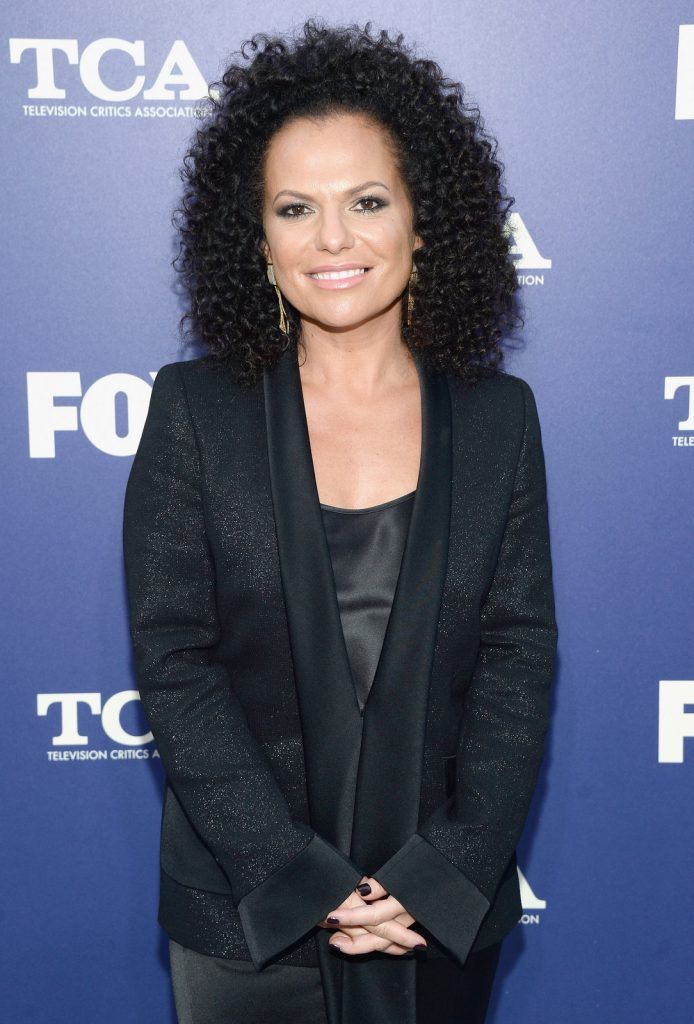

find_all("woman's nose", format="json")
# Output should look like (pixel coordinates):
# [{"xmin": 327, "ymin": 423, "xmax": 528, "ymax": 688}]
[{"xmin": 314, "ymin": 209, "xmax": 354, "ymax": 250}]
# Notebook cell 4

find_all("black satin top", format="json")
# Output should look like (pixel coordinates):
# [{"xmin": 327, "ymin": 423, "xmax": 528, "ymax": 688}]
[{"xmin": 319, "ymin": 489, "xmax": 416, "ymax": 712}]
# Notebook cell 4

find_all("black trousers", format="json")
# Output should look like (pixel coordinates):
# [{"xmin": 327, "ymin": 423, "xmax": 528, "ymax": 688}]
[{"xmin": 169, "ymin": 938, "xmax": 503, "ymax": 1024}]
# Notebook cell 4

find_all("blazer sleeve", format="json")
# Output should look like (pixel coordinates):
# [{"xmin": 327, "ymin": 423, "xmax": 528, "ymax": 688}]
[
  {"xmin": 371, "ymin": 377, "xmax": 558, "ymax": 965},
  {"xmin": 122, "ymin": 361, "xmax": 363, "ymax": 970}
]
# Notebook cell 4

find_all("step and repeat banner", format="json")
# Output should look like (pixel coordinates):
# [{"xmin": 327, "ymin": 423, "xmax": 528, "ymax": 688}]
[{"xmin": 3, "ymin": 4, "xmax": 692, "ymax": 1022}]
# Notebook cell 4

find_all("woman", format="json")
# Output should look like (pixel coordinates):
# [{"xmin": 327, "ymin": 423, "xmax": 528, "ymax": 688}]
[{"xmin": 123, "ymin": 19, "xmax": 558, "ymax": 1024}]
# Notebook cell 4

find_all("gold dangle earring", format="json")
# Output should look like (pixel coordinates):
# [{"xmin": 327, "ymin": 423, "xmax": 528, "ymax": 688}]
[
  {"xmin": 266, "ymin": 263, "xmax": 291, "ymax": 335},
  {"xmin": 407, "ymin": 264, "xmax": 418, "ymax": 327}
]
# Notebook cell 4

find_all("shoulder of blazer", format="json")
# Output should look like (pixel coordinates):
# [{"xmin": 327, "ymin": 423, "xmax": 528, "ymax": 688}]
[
  {"xmin": 152, "ymin": 355, "xmax": 259, "ymax": 419},
  {"xmin": 446, "ymin": 367, "xmax": 531, "ymax": 396},
  {"xmin": 154, "ymin": 354, "xmax": 248, "ymax": 390},
  {"xmin": 445, "ymin": 367, "xmax": 536, "ymax": 432}
]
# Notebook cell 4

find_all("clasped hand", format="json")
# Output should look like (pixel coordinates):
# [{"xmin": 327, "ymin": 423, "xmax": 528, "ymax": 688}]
[{"xmin": 317, "ymin": 875, "xmax": 427, "ymax": 956}]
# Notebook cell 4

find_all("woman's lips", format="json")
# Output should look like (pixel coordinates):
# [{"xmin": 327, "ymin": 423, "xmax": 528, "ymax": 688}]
[{"xmin": 305, "ymin": 267, "xmax": 371, "ymax": 290}]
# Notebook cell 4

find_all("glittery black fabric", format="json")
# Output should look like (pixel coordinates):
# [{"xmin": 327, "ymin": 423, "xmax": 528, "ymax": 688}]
[
  {"xmin": 381, "ymin": 368, "xmax": 559, "ymax": 900},
  {"xmin": 122, "ymin": 351, "xmax": 558, "ymax": 1016}
]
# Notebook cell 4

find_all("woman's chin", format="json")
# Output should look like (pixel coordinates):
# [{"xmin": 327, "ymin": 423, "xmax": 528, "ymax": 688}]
[{"xmin": 298, "ymin": 301, "xmax": 401, "ymax": 334}]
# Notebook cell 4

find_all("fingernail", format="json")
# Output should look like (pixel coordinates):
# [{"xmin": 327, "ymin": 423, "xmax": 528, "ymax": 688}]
[
  {"xmin": 327, "ymin": 916, "xmax": 340, "ymax": 924},
  {"xmin": 356, "ymin": 882, "xmax": 372, "ymax": 896},
  {"xmin": 414, "ymin": 943, "xmax": 427, "ymax": 949},
  {"xmin": 331, "ymin": 939, "xmax": 345, "ymax": 949}
]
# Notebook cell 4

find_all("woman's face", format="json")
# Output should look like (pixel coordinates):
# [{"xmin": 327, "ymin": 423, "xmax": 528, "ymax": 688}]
[{"xmin": 261, "ymin": 112, "xmax": 423, "ymax": 333}]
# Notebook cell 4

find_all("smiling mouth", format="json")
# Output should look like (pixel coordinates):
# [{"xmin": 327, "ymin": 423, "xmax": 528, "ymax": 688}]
[{"xmin": 307, "ymin": 267, "xmax": 371, "ymax": 280}]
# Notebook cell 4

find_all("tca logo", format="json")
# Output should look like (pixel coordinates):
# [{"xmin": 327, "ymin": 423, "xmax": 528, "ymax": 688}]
[
  {"xmin": 27, "ymin": 370, "xmax": 157, "ymax": 457},
  {"xmin": 37, "ymin": 690, "xmax": 152, "ymax": 746},
  {"xmin": 9, "ymin": 38, "xmax": 210, "ymax": 102}
]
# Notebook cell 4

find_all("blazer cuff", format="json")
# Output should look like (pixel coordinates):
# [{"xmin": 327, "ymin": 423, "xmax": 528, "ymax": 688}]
[
  {"xmin": 237, "ymin": 833, "xmax": 363, "ymax": 970},
  {"xmin": 372, "ymin": 834, "xmax": 491, "ymax": 966}
]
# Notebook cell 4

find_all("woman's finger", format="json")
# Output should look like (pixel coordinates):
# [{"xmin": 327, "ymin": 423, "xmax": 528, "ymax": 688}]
[
  {"xmin": 323, "ymin": 894, "xmax": 409, "ymax": 928},
  {"xmin": 354, "ymin": 875, "xmax": 389, "ymax": 901},
  {"xmin": 331, "ymin": 934, "xmax": 412, "ymax": 956},
  {"xmin": 329, "ymin": 920, "xmax": 424, "ymax": 955},
  {"xmin": 318, "ymin": 922, "xmax": 413, "ymax": 937},
  {"xmin": 317, "ymin": 920, "xmax": 371, "ymax": 938},
  {"xmin": 367, "ymin": 918, "xmax": 427, "ymax": 950}
]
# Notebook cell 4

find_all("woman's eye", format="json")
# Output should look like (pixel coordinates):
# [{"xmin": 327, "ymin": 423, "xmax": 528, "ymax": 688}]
[
  {"xmin": 279, "ymin": 203, "xmax": 310, "ymax": 218},
  {"xmin": 354, "ymin": 195, "xmax": 386, "ymax": 214},
  {"xmin": 277, "ymin": 195, "xmax": 387, "ymax": 218}
]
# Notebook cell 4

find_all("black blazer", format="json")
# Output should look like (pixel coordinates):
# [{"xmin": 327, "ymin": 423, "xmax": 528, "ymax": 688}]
[{"xmin": 122, "ymin": 345, "xmax": 558, "ymax": 1024}]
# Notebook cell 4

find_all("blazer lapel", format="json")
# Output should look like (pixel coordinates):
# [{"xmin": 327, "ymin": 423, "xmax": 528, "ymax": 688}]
[
  {"xmin": 264, "ymin": 344, "xmax": 364, "ymax": 856},
  {"xmin": 344, "ymin": 350, "xmax": 451, "ymax": 1024},
  {"xmin": 349, "ymin": 354, "xmax": 451, "ymax": 872}
]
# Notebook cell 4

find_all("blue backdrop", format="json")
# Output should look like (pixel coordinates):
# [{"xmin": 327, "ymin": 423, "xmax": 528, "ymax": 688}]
[{"xmin": 3, "ymin": 4, "xmax": 692, "ymax": 1021}]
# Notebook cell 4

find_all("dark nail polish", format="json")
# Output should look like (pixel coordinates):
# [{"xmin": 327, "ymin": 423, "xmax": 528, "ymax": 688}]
[
  {"xmin": 327, "ymin": 916, "xmax": 340, "ymax": 924},
  {"xmin": 414, "ymin": 943, "xmax": 427, "ymax": 949},
  {"xmin": 356, "ymin": 883, "xmax": 372, "ymax": 896}
]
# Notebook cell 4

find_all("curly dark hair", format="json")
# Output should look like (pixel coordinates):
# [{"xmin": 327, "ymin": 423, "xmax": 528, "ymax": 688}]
[{"xmin": 172, "ymin": 18, "xmax": 523, "ymax": 388}]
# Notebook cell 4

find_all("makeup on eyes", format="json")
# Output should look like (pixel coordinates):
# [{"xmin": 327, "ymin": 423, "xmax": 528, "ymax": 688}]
[{"xmin": 276, "ymin": 195, "xmax": 389, "ymax": 218}]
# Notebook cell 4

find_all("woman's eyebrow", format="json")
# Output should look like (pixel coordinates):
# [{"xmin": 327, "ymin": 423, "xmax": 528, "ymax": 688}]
[{"xmin": 272, "ymin": 180, "xmax": 391, "ymax": 202}]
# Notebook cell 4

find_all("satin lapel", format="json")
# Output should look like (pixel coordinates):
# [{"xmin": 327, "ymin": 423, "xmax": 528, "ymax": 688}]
[
  {"xmin": 350, "ymin": 356, "xmax": 452, "ymax": 872},
  {"xmin": 340, "ymin": 358, "xmax": 451, "ymax": 1024},
  {"xmin": 263, "ymin": 345, "xmax": 363, "ymax": 857}
]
